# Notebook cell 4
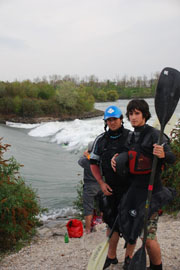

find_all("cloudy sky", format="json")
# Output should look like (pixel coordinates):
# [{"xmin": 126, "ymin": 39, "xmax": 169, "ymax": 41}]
[{"xmin": 0, "ymin": 0, "xmax": 179, "ymax": 82}]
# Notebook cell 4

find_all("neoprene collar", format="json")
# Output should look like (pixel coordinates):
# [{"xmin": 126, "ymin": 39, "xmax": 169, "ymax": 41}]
[{"xmin": 108, "ymin": 126, "xmax": 124, "ymax": 139}]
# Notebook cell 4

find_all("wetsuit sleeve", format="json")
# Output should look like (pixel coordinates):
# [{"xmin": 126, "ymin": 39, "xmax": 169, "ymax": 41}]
[
  {"xmin": 163, "ymin": 142, "xmax": 176, "ymax": 164},
  {"xmin": 151, "ymin": 128, "xmax": 176, "ymax": 164},
  {"xmin": 89, "ymin": 135, "xmax": 102, "ymax": 165},
  {"xmin": 157, "ymin": 133, "xmax": 176, "ymax": 164}
]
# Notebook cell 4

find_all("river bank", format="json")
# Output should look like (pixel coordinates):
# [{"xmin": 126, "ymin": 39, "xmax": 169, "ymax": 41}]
[
  {"xmin": 0, "ymin": 213, "xmax": 180, "ymax": 270},
  {"xmin": 0, "ymin": 109, "xmax": 104, "ymax": 124}
]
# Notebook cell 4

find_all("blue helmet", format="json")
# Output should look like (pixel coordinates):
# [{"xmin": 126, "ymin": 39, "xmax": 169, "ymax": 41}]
[{"xmin": 104, "ymin": 105, "xmax": 122, "ymax": 120}]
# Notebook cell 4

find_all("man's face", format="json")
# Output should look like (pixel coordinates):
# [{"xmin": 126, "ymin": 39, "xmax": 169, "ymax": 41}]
[
  {"xmin": 129, "ymin": 109, "xmax": 146, "ymax": 127},
  {"xmin": 106, "ymin": 117, "xmax": 122, "ymax": 131}
]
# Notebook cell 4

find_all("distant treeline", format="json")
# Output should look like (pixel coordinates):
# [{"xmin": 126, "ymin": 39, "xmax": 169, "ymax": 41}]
[{"xmin": 0, "ymin": 74, "xmax": 159, "ymax": 118}]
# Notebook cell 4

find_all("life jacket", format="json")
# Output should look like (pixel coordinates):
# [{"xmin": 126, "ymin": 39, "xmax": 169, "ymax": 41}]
[
  {"xmin": 99, "ymin": 128, "xmax": 130, "ymax": 188},
  {"xmin": 100, "ymin": 128, "xmax": 129, "ymax": 172},
  {"xmin": 127, "ymin": 125, "xmax": 154, "ymax": 175}
]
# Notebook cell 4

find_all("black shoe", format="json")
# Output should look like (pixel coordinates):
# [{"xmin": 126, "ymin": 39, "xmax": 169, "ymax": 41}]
[
  {"xmin": 103, "ymin": 256, "xmax": 118, "ymax": 269},
  {"xmin": 123, "ymin": 256, "xmax": 131, "ymax": 270}
]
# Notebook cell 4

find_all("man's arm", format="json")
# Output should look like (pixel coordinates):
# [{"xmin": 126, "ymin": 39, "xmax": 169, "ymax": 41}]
[{"xmin": 90, "ymin": 164, "xmax": 112, "ymax": 196}]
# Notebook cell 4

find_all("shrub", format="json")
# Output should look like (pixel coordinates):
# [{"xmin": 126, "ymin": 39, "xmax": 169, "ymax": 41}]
[
  {"xmin": 39, "ymin": 99, "xmax": 60, "ymax": 115},
  {"xmin": 21, "ymin": 98, "xmax": 43, "ymax": 117},
  {"xmin": 0, "ymin": 97, "xmax": 14, "ymax": 114},
  {"xmin": 161, "ymin": 120, "xmax": 180, "ymax": 213},
  {"xmin": 106, "ymin": 90, "xmax": 119, "ymax": 101},
  {"xmin": 0, "ymin": 139, "xmax": 43, "ymax": 251},
  {"xmin": 13, "ymin": 96, "xmax": 22, "ymax": 115}
]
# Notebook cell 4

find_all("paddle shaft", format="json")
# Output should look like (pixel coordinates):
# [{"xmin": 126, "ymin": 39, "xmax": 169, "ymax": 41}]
[{"xmin": 108, "ymin": 214, "xmax": 119, "ymax": 239}]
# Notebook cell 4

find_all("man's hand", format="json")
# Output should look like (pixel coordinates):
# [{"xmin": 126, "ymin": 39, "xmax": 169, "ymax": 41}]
[
  {"xmin": 153, "ymin": 144, "xmax": 165, "ymax": 158},
  {"xmin": 100, "ymin": 182, "xmax": 113, "ymax": 196},
  {"xmin": 84, "ymin": 149, "xmax": 90, "ymax": 159},
  {"xmin": 111, "ymin": 153, "xmax": 119, "ymax": 172}
]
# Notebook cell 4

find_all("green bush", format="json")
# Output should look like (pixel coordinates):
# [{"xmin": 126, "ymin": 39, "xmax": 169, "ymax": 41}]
[
  {"xmin": 106, "ymin": 90, "xmax": 119, "ymax": 101},
  {"xmin": 21, "ymin": 98, "xmax": 43, "ymax": 117},
  {"xmin": 0, "ymin": 97, "xmax": 14, "ymax": 114},
  {"xmin": 39, "ymin": 99, "xmax": 60, "ymax": 115},
  {"xmin": 0, "ymin": 139, "xmax": 43, "ymax": 251},
  {"xmin": 161, "ymin": 120, "xmax": 180, "ymax": 213},
  {"xmin": 13, "ymin": 96, "xmax": 22, "ymax": 115},
  {"xmin": 96, "ymin": 90, "xmax": 107, "ymax": 102}
]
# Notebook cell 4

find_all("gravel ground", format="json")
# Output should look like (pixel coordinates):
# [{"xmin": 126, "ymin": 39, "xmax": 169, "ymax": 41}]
[{"xmin": 0, "ymin": 214, "xmax": 179, "ymax": 270}]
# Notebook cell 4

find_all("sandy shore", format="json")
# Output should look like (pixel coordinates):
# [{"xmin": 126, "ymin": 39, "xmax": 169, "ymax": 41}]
[{"xmin": 0, "ymin": 213, "xmax": 180, "ymax": 270}]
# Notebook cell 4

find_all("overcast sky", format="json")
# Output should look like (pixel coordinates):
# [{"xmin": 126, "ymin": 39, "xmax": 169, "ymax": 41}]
[{"xmin": 0, "ymin": 0, "xmax": 179, "ymax": 82}]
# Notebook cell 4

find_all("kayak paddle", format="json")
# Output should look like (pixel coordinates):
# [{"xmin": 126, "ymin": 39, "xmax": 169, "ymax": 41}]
[
  {"xmin": 87, "ymin": 214, "xmax": 119, "ymax": 270},
  {"xmin": 129, "ymin": 67, "xmax": 180, "ymax": 270}
]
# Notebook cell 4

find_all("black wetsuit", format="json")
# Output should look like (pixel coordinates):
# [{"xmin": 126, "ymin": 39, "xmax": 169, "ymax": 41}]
[
  {"xmin": 90, "ymin": 126, "xmax": 130, "ymax": 229},
  {"xmin": 118, "ymin": 124, "xmax": 176, "ymax": 243}
]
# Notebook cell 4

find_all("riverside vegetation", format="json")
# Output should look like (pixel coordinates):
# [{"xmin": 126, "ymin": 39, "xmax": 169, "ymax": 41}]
[
  {"xmin": 0, "ymin": 139, "xmax": 44, "ymax": 253},
  {"xmin": 0, "ymin": 74, "xmax": 158, "ymax": 122}
]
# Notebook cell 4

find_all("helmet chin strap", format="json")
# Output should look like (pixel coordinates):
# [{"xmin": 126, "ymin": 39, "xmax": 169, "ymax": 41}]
[{"xmin": 104, "ymin": 121, "xmax": 107, "ymax": 131}]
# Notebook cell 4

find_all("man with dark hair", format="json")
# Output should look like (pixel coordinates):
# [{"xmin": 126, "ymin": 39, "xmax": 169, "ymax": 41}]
[
  {"xmin": 90, "ymin": 105, "xmax": 134, "ymax": 269},
  {"xmin": 112, "ymin": 99, "xmax": 176, "ymax": 270}
]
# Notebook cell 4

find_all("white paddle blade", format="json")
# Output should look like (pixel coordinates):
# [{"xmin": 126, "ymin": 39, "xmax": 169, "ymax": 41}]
[{"xmin": 87, "ymin": 239, "xmax": 109, "ymax": 270}]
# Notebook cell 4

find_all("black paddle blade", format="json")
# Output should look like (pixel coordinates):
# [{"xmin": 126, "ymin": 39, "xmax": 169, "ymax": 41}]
[
  {"xmin": 155, "ymin": 67, "xmax": 180, "ymax": 131},
  {"xmin": 129, "ymin": 247, "xmax": 146, "ymax": 270}
]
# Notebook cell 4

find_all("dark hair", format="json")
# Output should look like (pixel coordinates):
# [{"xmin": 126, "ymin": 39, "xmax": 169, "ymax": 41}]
[{"xmin": 126, "ymin": 99, "xmax": 151, "ymax": 122}]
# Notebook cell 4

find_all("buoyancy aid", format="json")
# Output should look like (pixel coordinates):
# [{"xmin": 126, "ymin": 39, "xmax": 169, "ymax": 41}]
[
  {"xmin": 127, "ymin": 125, "xmax": 155, "ymax": 175},
  {"xmin": 101, "ymin": 127, "xmax": 129, "ymax": 170},
  {"xmin": 100, "ymin": 127, "xmax": 130, "ymax": 187}
]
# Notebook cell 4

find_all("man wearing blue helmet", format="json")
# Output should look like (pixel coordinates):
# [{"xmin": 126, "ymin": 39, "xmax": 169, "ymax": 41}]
[{"xmin": 90, "ymin": 105, "xmax": 133, "ymax": 269}]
